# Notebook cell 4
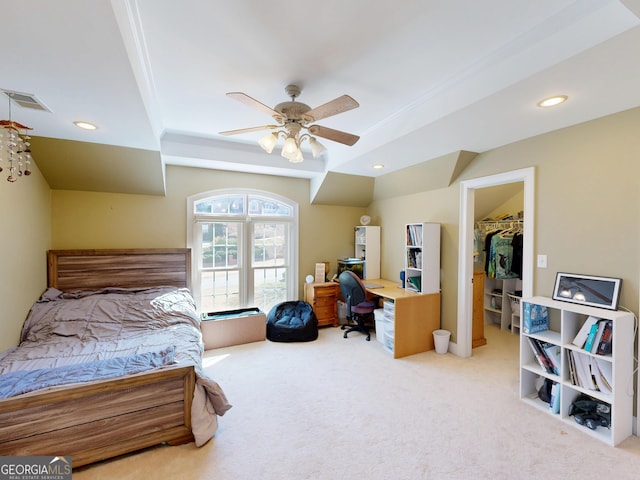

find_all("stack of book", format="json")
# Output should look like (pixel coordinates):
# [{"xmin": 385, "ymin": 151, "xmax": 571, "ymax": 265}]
[
  {"xmin": 572, "ymin": 316, "xmax": 613, "ymax": 356},
  {"xmin": 566, "ymin": 349, "xmax": 612, "ymax": 394},
  {"xmin": 527, "ymin": 337, "xmax": 561, "ymax": 376},
  {"xmin": 565, "ymin": 316, "xmax": 614, "ymax": 394},
  {"xmin": 527, "ymin": 337, "xmax": 561, "ymax": 413},
  {"xmin": 406, "ymin": 224, "xmax": 423, "ymax": 246}
]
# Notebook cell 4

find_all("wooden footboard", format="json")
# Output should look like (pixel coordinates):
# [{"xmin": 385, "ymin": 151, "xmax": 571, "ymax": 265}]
[{"xmin": 0, "ymin": 365, "xmax": 195, "ymax": 468}]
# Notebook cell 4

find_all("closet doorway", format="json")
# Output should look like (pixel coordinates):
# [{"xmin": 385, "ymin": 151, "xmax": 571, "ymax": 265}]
[
  {"xmin": 474, "ymin": 183, "xmax": 524, "ymax": 341},
  {"xmin": 455, "ymin": 167, "xmax": 535, "ymax": 358}
]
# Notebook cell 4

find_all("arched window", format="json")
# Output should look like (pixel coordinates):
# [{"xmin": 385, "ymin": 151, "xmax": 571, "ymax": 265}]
[{"xmin": 187, "ymin": 189, "xmax": 298, "ymax": 314}]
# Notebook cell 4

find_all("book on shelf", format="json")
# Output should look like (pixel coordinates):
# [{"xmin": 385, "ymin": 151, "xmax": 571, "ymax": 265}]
[
  {"xmin": 549, "ymin": 382, "xmax": 560, "ymax": 414},
  {"xmin": 527, "ymin": 337, "xmax": 554, "ymax": 374},
  {"xmin": 568, "ymin": 350, "xmax": 598, "ymax": 391},
  {"xmin": 541, "ymin": 342, "xmax": 561, "ymax": 375},
  {"xmin": 596, "ymin": 358, "xmax": 613, "ymax": 392},
  {"xmin": 583, "ymin": 321, "xmax": 601, "ymax": 352},
  {"xmin": 566, "ymin": 349, "xmax": 578, "ymax": 385},
  {"xmin": 406, "ymin": 276, "xmax": 421, "ymax": 291},
  {"xmin": 406, "ymin": 249, "xmax": 423, "ymax": 269},
  {"xmin": 591, "ymin": 358, "xmax": 613, "ymax": 395},
  {"xmin": 406, "ymin": 224, "xmax": 423, "ymax": 246},
  {"xmin": 572, "ymin": 315, "xmax": 600, "ymax": 348},
  {"xmin": 595, "ymin": 320, "xmax": 613, "ymax": 356},
  {"xmin": 589, "ymin": 321, "xmax": 607, "ymax": 354}
]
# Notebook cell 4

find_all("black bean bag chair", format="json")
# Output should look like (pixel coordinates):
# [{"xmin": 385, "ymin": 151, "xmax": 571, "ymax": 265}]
[{"xmin": 266, "ymin": 301, "xmax": 318, "ymax": 342}]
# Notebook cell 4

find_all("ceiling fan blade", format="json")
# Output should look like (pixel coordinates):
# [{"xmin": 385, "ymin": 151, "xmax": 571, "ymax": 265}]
[
  {"xmin": 219, "ymin": 125, "xmax": 278, "ymax": 135},
  {"xmin": 305, "ymin": 95, "xmax": 359, "ymax": 122},
  {"xmin": 227, "ymin": 92, "xmax": 280, "ymax": 118},
  {"xmin": 308, "ymin": 125, "xmax": 360, "ymax": 146}
]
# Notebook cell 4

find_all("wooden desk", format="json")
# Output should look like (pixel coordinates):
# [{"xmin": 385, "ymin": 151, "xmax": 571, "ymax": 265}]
[{"xmin": 365, "ymin": 278, "xmax": 441, "ymax": 359}]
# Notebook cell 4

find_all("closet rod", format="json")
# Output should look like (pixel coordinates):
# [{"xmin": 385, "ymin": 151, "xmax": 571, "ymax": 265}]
[{"xmin": 475, "ymin": 219, "xmax": 523, "ymax": 232}]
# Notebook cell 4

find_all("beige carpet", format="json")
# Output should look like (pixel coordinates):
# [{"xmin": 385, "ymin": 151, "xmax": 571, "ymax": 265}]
[{"xmin": 74, "ymin": 325, "xmax": 640, "ymax": 479}]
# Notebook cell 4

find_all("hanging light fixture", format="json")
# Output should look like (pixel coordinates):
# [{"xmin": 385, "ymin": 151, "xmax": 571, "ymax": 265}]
[
  {"xmin": 258, "ymin": 125, "xmax": 327, "ymax": 163},
  {"xmin": 0, "ymin": 91, "xmax": 33, "ymax": 182}
]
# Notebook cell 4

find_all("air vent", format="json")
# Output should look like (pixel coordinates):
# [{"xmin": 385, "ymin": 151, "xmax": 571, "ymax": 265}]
[{"xmin": 1, "ymin": 89, "xmax": 51, "ymax": 112}]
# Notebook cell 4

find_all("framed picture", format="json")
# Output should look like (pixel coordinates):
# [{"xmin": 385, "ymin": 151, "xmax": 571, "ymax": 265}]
[{"xmin": 552, "ymin": 272, "xmax": 622, "ymax": 310}]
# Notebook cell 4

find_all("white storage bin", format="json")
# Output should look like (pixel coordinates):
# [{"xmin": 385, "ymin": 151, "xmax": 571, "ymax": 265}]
[
  {"xmin": 384, "ymin": 333, "xmax": 394, "ymax": 353},
  {"xmin": 374, "ymin": 309, "xmax": 385, "ymax": 344}
]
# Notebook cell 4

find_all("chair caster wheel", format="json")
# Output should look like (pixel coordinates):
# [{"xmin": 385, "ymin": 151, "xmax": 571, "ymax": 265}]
[
  {"xmin": 366, "ymin": 335, "xmax": 370, "ymax": 341},
  {"xmin": 343, "ymin": 332, "xmax": 348, "ymax": 338}
]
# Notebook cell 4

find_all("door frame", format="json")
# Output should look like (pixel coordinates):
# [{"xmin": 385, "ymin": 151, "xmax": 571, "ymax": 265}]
[{"xmin": 452, "ymin": 167, "xmax": 535, "ymax": 357}]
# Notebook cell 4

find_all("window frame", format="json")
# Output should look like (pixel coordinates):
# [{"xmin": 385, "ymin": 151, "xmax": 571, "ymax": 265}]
[{"xmin": 187, "ymin": 188, "xmax": 298, "ymax": 313}]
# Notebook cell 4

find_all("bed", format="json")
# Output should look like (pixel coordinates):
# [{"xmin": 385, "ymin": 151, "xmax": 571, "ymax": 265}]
[{"xmin": 0, "ymin": 248, "xmax": 231, "ymax": 467}]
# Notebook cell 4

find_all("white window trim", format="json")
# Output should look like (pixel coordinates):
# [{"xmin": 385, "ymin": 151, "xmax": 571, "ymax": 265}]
[{"xmin": 186, "ymin": 188, "xmax": 299, "ymax": 312}]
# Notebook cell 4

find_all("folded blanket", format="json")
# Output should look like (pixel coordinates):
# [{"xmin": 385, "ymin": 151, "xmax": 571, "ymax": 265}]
[{"xmin": 0, "ymin": 345, "xmax": 176, "ymax": 399}]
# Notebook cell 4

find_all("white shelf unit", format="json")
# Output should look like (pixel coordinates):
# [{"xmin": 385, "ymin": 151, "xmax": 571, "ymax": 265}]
[
  {"xmin": 355, "ymin": 226, "xmax": 380, "ymax": 280},
  {"xmin": 519, "ymin": 296, "xmax": 634, "ymax": 446},
  {"xmin": 404, "ymin": 222, "xmax": 440, "ymax": 294},
  {"xmin": 483, "ymin": 277, "xmax": 522, "ymax": 332}
]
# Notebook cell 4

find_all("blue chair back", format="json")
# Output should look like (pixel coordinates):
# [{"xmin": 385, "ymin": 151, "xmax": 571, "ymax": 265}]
[{"xmin": 338, "ymin": 270, "xmax": 367, "ymax": 312}]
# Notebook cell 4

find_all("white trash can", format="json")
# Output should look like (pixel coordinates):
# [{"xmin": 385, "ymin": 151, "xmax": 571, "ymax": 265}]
[{"xmin": 433, "ymin": 329, "xmax": 451, "ymax": 354}]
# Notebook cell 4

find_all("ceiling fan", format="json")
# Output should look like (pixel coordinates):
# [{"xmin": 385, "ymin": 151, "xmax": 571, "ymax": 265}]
[{"xmin": 219, "ymin": 84, "xmax": 360, "ymax": 163}]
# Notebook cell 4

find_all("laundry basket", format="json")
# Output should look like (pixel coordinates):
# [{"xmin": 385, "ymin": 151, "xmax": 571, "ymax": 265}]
[
  {"xmin": 507, "ymin": 292, "xmax": 521, "ymax": 315},
  {"xmin": 507, "ymin": 293, "xmax": 522, "ymax": 334}
]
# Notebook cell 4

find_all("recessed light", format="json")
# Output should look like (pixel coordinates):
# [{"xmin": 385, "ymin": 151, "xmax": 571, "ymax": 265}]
[
  {"xmin": 74, "ymin": 121, "xmax": 98, "ymax": 130},
  {"xmin": 537, "ymin": 95, "xmax": 568, "ymax": 108},
  {"xmin": 372, "ymin": 164, "xmax": 384, "ymax": 169}
]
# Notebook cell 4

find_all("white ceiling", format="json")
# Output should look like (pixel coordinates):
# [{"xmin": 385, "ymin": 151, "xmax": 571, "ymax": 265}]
[{"xmin": 3, "ymin": 0, "xmax": 640, "ymax": 184}]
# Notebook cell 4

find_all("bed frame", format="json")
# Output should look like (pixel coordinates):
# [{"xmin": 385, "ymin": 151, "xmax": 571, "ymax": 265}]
[{"xmin": 0, "ymin": 248, "xmax": 197, "ymax": 467}]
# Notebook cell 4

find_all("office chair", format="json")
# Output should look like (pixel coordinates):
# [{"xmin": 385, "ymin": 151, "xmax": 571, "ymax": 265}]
[{"xmin": 339, "ymin": 270, "xmax": 375, "ymax": 341}]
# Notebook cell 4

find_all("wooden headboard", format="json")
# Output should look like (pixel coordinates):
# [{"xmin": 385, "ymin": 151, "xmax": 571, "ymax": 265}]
[{"xmin": 47, "ymin": 248, "xmax": 191, "ymax": 291}]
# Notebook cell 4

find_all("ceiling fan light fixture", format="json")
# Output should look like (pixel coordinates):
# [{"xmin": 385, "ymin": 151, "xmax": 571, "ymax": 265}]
[
  {"xmin": 289, "ymin": 148, "xmax": 304, "ymax": 164},
  {"xmin": 258, "ymin": 132, "xmax": 278, "ymax": 153},
  {"xmin": 281, "ymin": 136, "xmax": 298, "ymax": 158},
  {"xmin": 221, "ymin": 85, "xmax": 360, "ymax": 165},
  {"xmin": 309, "ymin": 137, "xmax": 327, "ymax": 158}
]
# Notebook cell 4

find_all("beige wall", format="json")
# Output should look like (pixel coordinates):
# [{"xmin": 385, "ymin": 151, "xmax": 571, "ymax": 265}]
[
  {"xmin": 3, "ymin": 107, "xmax": 638, "ymax": 353},
  {"xmin": 51, "ymin": 166, "xmax": 366, "ymax": 298},
  {"xmin": 0, "ymin": 166, "xmax": 51, "ymax": 351},
  {"xmin": 369, "ymin": 107, "xmax": 640, "ymax": 343}
]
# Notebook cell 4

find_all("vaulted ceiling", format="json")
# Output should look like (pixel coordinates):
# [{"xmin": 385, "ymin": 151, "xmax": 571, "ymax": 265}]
[{"xmin": 3, "ymin": 0, "xmax": 640, "ymax": 202}]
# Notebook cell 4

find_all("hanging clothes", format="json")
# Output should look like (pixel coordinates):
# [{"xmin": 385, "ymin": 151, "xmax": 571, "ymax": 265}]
[
  {"xmin": 490, "ymin": 231, "xmax": 519, "ymax": 279},
  {"xmin": 484, "ymin": 230, "xmax": 500, "ymax": 277},
  {"xmin": 479, "ymin": 223, "xmax": 523, "ymax": 279},
  {"xmin": 511, "ymin": 232, "xmax": 523, "ymax": 279}
]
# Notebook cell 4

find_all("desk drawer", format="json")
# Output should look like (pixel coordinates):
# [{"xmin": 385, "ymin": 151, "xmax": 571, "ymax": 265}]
[
  {"xmin": 314, "ymin": 304, "xmax": 335, "ymax": 318},
  {"xmin": 313, "ymin": 285, "xmax": 337, "ymax": 297},
  {"xmin": 313, "ymin": 295, "xmax": 335, "ymax": 308}
]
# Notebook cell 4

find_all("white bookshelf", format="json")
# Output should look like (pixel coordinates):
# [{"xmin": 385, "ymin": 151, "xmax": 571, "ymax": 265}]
[
  {"xmin": 355, "ymin": 226, "xmax": 380, "ymax": 280},
  {"xmin": 404, "ymin": 222, "xmax": 440, "ymax": 294},
  {"xmin": 483, "ymin": 277, "xmax": 522, "ymax": 332},
  {"xmin": 519, "ymin": 296, "xmax": 634, "ymax": 446}
]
